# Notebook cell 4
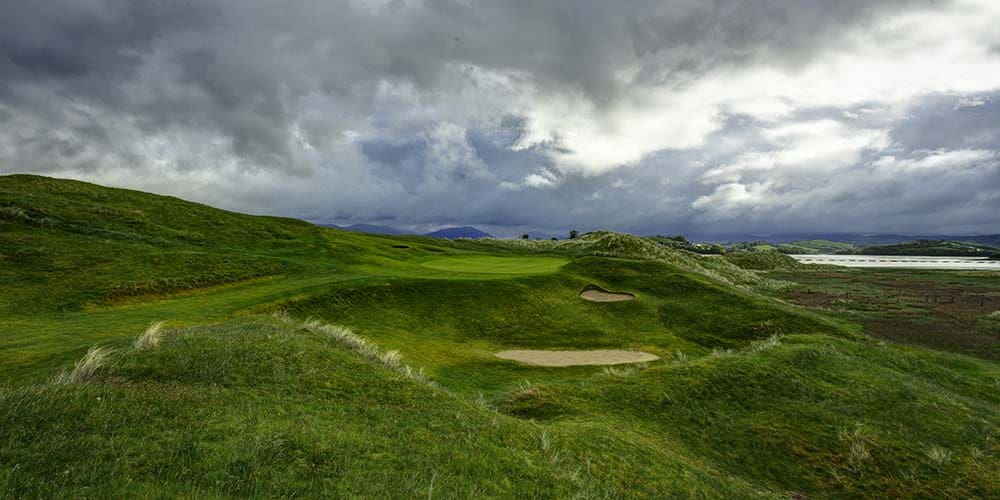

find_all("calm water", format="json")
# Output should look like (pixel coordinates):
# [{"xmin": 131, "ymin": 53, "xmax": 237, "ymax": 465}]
[{"xmin": 790, "ymin": 254, "xmax": 1000, "ymax": 270}]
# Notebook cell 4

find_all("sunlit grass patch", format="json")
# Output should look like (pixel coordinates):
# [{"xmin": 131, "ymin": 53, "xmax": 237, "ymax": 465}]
[{"xmin": 419, "ymin": 255, "xmax": 568, "ymax": 275}]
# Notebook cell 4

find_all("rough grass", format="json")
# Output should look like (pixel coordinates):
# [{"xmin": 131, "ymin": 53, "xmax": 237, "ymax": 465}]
[
  {"xmin": 2, "ymin": 175, "xmax": 999, "ymax": 497},
  {"xmin": 724, "ymin": 251, "xmax": 805, "ymax": 271},
  {"xmin": 275, "ymin": 313, "xmax": 434, "ymax": 385},
  {"xmin": 52, "ymin": 346, "xmax": 113, "ymax": 385},
  {"xmin": 0, "ymin": 317, "xmax": 763, "ymax": 497},
  {"xmin": 133, "ymin": 321, "xmax": 165, "ymax": 350}
]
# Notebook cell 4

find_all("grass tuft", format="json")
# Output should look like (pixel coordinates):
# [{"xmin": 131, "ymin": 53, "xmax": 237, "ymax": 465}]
[
  {"xmin": 601, "ymin": 366, "xmax": 636, "ymax": 377},
  {"xmin": 747, "ymin": 335, "xmax": 782, "ymax": 354},
  {"xmin": 133, "ymin": 321, "xmax": 165, "ymax": 350},
  {"xmin": 274, "ymin": 313, "xmax": 435, "ymax": 385},
  {"xmin": 53, "ymin": 346, "xmax": 113, "ymax": 384},
  {"xmin": 985, "ymin": 310, "xmax": 1000, "ymax": 321},
  {"xmin": 838, "ymin": 425, "xmax": 874, "ymax": 471},
  {"xmin": 925, "ymin": 445, "xmax": 953, "ymax": 466}
]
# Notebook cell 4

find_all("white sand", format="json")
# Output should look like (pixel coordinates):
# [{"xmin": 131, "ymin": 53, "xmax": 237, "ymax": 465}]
[
  {"xmin": 495, "ymin": 349, "xmax": 659, "ymax": 367},
  {"xmin": 580, "ymin": 289, "xmax": 635, "ymax": 302}
]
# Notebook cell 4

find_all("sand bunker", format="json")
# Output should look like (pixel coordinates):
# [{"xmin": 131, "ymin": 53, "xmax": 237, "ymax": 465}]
[
  {"xmin": 580, "ymin": 285, "xmax": 635, "ymax": 302},
  {"xmin": 495, "ymin": 349, "xmax": 659, "ymax": 367}
]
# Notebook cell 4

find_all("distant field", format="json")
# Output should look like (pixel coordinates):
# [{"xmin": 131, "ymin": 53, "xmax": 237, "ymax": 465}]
[{"xmin": 773, "ymin": 268, "xmax": 1000, "ymax": 361}]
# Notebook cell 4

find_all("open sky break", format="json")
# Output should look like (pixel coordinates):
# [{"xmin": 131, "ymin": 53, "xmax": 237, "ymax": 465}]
[{"xmin": 2, "ymin": 0, "xmax": 999, "ymax": 237}]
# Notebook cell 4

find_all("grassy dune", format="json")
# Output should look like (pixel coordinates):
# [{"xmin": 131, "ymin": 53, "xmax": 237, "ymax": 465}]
[{"xmin": 1, "ymin": 174, "xmax": 998, "ymax": 497}]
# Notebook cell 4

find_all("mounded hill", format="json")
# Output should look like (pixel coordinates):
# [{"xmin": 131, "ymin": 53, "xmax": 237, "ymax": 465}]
[
  {"xmin": 1, "ymin": 174, "xmax": 998, "ymax": 497},
  {"xmin": 723, "ymin": 251, "xmax": 805, "ymax": 271}
]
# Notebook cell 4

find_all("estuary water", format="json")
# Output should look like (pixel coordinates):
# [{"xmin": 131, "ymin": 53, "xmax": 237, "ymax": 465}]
[{"xmin": 789, "ymin": 254, "xmax": 1000, "ymax": 270}]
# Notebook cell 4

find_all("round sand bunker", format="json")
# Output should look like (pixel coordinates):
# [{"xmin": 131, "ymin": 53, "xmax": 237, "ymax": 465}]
[
  {"xmin": 580, "ymin": 285, "xmax": 635, "ymax": 302},
  {"xmin": 495, "ymin": 350, "xmax": 659, "ymax": 367}
]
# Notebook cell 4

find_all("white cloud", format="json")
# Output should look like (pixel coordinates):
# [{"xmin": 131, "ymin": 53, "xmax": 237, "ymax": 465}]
[
  {"xmin": 3, "ymin": 0, "xmax": 1000, "ymax": 234},
  {"xmin": 956, "ymin": 96, "xmax": 990, "ymax": 109}
]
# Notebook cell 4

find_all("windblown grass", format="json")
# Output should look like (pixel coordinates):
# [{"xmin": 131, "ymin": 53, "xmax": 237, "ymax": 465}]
[
  {"xmin": 274, "ymin": 313, "xmax": 434, "ymax": 385},
  {"xmin": 133, "ymin": 321, "xmax": 165, "ymax": 350},
  {"xmin": 52, "ymin": 346, "xmax": 113, "ymax": 384}
]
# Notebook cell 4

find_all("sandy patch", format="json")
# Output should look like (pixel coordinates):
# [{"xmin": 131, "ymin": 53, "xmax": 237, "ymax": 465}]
[
  {"xmin": 580, "ymin": 286, "xmax": 635, "ymax": 302},
  {"xmin": 495, "ymin": 349, "xmax": 659, "ymax": 367}
]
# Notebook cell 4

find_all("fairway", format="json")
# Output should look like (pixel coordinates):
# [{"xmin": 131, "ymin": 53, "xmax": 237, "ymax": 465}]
[{"xmin": 419, "ymin": 255, "xmax": 568, "ymax": 274}]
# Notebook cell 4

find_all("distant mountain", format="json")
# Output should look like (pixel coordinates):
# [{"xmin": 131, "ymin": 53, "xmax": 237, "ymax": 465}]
[
  {"xmin": 343, "ymin": 224, "xmax": 409, "ymax": 235},
  {"xmin": 423, "ymin": 226, "xmax": 492, "ymax": 239}
]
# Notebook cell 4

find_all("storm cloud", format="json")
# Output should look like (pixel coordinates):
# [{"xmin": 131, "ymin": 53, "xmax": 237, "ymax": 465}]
[{"xmin": 1, "ymin": 0, "xmax": 999, "ymax": 236}]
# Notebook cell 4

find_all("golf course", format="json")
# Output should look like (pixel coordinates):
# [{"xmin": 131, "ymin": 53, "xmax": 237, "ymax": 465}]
[{"xmin": 1, "ymin": 174, "xmax": 998, "ymax": 497}]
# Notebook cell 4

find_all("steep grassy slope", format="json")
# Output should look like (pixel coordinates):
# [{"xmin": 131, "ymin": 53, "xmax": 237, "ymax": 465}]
[
  {"xmin": 0, "ymin": 317, "xmax": 760, "ymax": 497},
  {"xmin": 2, "ymin": 175, "xmax": 998, "ymax": 497}
]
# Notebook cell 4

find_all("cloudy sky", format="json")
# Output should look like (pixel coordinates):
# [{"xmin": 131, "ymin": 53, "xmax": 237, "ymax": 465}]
[{"xmin": 2, "ymin": 0, "xmax": 999, "ymax": 237}]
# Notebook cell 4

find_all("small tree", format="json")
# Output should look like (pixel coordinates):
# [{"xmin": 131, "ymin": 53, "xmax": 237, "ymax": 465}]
[
  {"xmin": 550, "ymin": 237, "xmax": 558, "ymax": 241},
  {"xmin": 569, "ymin": 229, "xmax": 579, "ymax": 239},
  {"xmin": 521, "ymin": 233, "xmax": 529, "ymax": 240}
]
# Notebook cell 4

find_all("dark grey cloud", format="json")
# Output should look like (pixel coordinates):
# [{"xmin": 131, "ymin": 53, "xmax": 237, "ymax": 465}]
[{"xmin": 1, "ymin": 0, "xmax": 999, "ymax": 237}]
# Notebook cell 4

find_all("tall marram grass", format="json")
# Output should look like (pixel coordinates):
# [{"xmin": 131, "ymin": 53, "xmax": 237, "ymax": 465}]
[
  {"xmin": 53, "ymin": 346, "xmax": 114, "ymax": 384},
  {"xmin": 134, "ymin": 321, "xmax": 165, "ymax": 350},
  {"xmin": 272, "ymin": 313, "xmax": 435, "ymax": 386}
]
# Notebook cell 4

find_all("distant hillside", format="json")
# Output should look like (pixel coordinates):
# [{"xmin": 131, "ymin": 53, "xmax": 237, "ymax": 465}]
[
  {"xmin": 423, "ymin": 226, "xmax": 492, "ymax": 239},
  {"xmin": 724, "ymin": 239, "xmax": 857, "ymax": 254},
  {"xmin": 844, "ymin": 239, "xmax": 1000, "ymax": 257},
  {"xmin": 781, "ymin": 239, "xmax": 857, "ymax": 254},
  {"xmin": 690, "ymin": 233, "xmax": 1000, "ymax": 247}
]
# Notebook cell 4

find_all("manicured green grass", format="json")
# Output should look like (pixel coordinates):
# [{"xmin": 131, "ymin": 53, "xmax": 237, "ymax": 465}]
[
  {"xmin": 419, "ymin": 255, "xmax": 568, "ymax": 275},
  {"xmin": 2, "ymin": 174, "xmax": 998, "ymax": 497}
]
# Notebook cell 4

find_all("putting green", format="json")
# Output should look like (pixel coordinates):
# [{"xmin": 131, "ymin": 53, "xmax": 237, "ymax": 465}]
[{"xmin": 420, "ymin": 255, "xmax": 568, "ymax": 274}]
